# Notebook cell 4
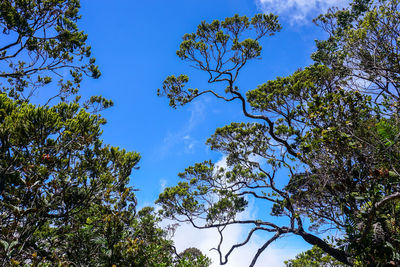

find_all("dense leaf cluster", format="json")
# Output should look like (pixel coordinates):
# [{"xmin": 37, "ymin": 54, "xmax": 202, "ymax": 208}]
[
  {"xmin": 284, "ymin": 246, "xmax": 345, "ymax": 267},
  {"xmin": 0, "ymin": 0, "xmax": 100, "ymax": 102}
]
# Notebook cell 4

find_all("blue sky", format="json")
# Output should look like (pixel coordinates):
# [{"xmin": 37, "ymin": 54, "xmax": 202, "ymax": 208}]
[{"xmin": 73, "ymin": 0, "xmax": 348, "ymax": 266}]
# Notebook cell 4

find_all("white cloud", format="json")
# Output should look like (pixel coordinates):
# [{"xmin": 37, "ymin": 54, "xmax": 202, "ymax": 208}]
[
  {"xmin": 155, "ymin": 154, "xmax": 309, "ymax": 266},
  {"xmin": 171, "ymin": 220, "xmax": 304, "ymax": 267},
  {"xmin": 170, "ymin": 198, "xmax": 307, "ymax": 267},
  {"xmin": 256, "ymin": 0, "xmax": 349, "ymax": 23}
]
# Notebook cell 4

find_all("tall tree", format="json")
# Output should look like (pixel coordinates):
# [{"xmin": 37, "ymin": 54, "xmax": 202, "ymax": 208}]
[
  {"xmin": 0, "ymin": 93, "xmax": 211, "ymax": 266},
  {"xmin": 157, "ymin": 1, "xmax": 400, "ymax": 266},
  {"xmin": 0, "ymin": 1, "xmax": 211, "ymax": 266},
  {"xmin": 0, "ymin": 93, "xmax": 138, "ymax": 264}
]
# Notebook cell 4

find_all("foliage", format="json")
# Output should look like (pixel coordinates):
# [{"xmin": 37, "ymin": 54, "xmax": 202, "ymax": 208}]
[
  {"xmin": 157, "ymin": 1, "xmax": 400, "ymax": 266},
  {"xmin": 0, "ymin": 0, "xmax": 100, "ymax": 102},
  {"xmin": 0, "ymin": 93, "xmax": 139, "ymax": 265},
  {"xmin": 176, "ymin": 247, "xmax": 212, "ymax": 267},
  {"xmin": 285, "ymin": 246, "xmax": 345, "ymax": 267}
]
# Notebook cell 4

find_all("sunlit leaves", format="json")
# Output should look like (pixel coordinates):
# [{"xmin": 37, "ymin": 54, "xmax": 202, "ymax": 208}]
[
  {"xmin": 0, "ymin": 0, "xmax": 101, "ymax": 102},
  {"xmin": 0, "ymin": 94, "xmax": 143, "ymax": 265},
  {"xmin": 159, "ymin": 14, "xmax": 281, "ymax": 108}
]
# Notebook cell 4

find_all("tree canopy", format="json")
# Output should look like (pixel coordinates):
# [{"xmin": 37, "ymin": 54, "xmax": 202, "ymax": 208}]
[
  {"xmin": 284, "ymin": 246, "xmax": 345, "ymax": 267},
  {"xmin": 0, "ymin": 1, "xmax": 210, "ymax": 266},
  {"xmin": 157, "ymin": 0, "xmax": 400, "ymax": 266},
  {"xmin": 3, "ymin": 0, "xmax": 400, "ymax": 266}
]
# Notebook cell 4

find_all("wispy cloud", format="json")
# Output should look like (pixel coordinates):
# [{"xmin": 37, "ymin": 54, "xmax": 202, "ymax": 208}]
[
  {"xmin": 187, "ymin": 100, "xmax": 206, "ymax": 132},
  {"xmin": 256, "ymin": 0, "xmax": 349, "ymax": 24},
  {"xmin": 160, "ymin": 179, "xmax": 167, "ymax": 192},
  {"xmin": 158, "ymin": 100, "xmax": 206, "ymax": 158}
]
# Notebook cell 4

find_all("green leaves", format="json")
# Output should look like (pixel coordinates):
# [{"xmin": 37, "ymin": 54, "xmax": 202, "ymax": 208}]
[
  {"xmin": 285, "ymin": 245, "xmax": 345, "ymax": 267},
  {"xmin": 0, "ymin": 0, "xmax": 101, "ymax": 102},
  {"xmin": 207, "ymin": 122, "xmax": 270, "ymax": 166},
  {"xmin": 0, "ymin": 94, "xmax": 144, "ymax": 265},
  {"xmin": 0, "ymin": 2, "xmax": 208, "ymax": 266},
  {"xmin": 157, "ymin": 160, "xmax": 252, "ymax": 225},
  {"xmin": 157, "ymin": 74, "xmax": 192, "ymax": 108},
  {"xmin": 376, "ymin": 119, "xmax": 398, "ymax": 147},
  {"xmin": 177, "ymin": 247, "xmax": 212, "ymax": 267},
  {"xmin": 158, "ymin": 1, "xmax": 400, "ymax": 266},
  {"xmin": 159, "ymin": 14, "xmax": 281, "ymax": 109}
]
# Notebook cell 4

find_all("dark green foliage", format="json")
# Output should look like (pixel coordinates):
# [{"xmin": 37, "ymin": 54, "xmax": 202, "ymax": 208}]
[
  {"xmin": 0, "ymin": 93, "xmax": 158, "ymax": 265},
  {"xmin": 285, "ymin": 246, "xmax": 346, "ymax": 267},
  {"xmin": 0, "ymin": 92, "xmax": 210, "ymax": 266},
  {"xmin": 0, "ymin": 0, "xmax": 100, "ymax": 102},
  {"xmin": 176, "ymin": 247, "xmax": 212, "ymax": 267}
]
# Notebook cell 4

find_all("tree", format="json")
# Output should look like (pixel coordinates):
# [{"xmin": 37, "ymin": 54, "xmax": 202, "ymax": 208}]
[
  {"xmin": 285, "ymin": 246, "xmax": 345, "ymax": 267},
  {"xmin": 157, "ymin": 1, "xmax": 400, "ymax": 266},
  {"xmin": 0, "ymin": 1, "xmax": 211, "ymax": 266},
  {"xmin": 176, "ymin": 247, "xmax": 212, "ymax": 267},
  {"xmin": 0, "ymin": 94, "xmax": 211, "ymax": 265},
  {"xmin": 0, "ymin": 85, "xmax": 133, "ymax": 264},
  {"xmin": 0, "ymin": 0, "xmax": 101, "ymax": 103}
]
